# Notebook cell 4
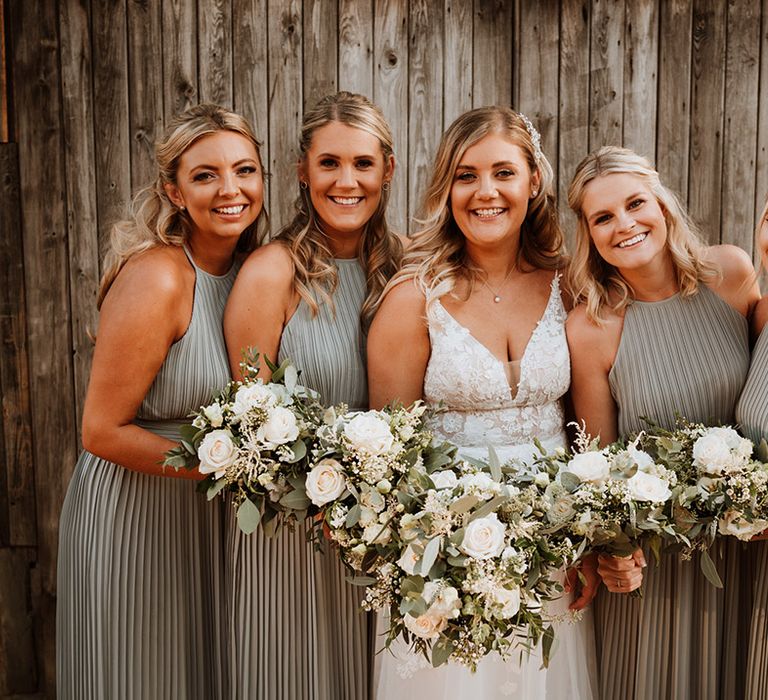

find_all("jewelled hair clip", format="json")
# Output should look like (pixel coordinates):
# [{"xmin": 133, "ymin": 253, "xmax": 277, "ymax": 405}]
[{"xmin": 519, "ymin": 112, "xmax": 543, "ymax": 164}]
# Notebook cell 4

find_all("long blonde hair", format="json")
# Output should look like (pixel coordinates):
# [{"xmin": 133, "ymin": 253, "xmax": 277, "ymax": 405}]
[
  {"xmin": 274, "ymin": 91, "xmax": 402, "ymax": 328},
  {"xmin": 97, "ymin": 103, "xmax": 268, "ymax": 307},
  {"xmin": 387, "ymin": 106, "xmax": 564, "ymax": 312},
  {"xmin": 567, "ymin": 146, "xmax": 717, "ymax": 323}
]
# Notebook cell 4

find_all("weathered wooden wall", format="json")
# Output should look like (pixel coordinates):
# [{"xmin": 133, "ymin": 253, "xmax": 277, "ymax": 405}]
[{"xmin": 1, "ymin": 0, "xmax": 766, "ymax": 696}]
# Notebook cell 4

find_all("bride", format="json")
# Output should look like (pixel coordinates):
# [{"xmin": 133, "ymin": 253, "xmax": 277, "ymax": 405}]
[{"xmin": 367, "ymin": 107, "xmax": 598, "ymax": 699}]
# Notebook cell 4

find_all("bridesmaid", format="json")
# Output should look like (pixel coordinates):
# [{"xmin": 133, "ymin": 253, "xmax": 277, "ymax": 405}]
[
  {"xmin": 56, "ymin": 104, "xmax": 267, "ymax": 698},
  {"xmin": 223, "ymin": 91, "xmax": 402, "ymax": 700},
  {"xmin": 736, "ymin": 196, "xmax": 768, "ymax": 700},
  {"xmin": 566, "ymin": 146, "xmax": 760, "ymax": 700}
]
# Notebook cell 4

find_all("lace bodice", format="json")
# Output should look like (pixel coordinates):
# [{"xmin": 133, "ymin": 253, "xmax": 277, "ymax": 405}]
[{"xmin": 423, "ymin": 274, "xmax": 569, "ymax": 458}]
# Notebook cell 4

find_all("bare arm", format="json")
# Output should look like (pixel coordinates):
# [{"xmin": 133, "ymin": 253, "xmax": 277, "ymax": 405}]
[
  {"xmin": 224, "ymin": 243, "xmax": 294, "ymax": 382},
  {"xmin": 81, "ymin": 249, "xmax": 200, "ymax": 479},
  {"xmin": 706, "ymin": 244, "xmax": 761, "ymax": 319},
  {"xmin": 566, "ymin": 307, "xmax": 621, "ymax": 446},
  {"xmin": 367, "ymin": 280, "xmax": 430, "ymax": 409}
]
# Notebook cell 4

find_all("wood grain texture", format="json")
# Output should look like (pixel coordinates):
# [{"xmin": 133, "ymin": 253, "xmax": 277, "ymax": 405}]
[
  {"xmin": 338, "ymin": 0, "xmax": 372, "ymax": 97},
  {"xmin": 127, "ymin": 0, "xmax": 164, "ymax": 189},
  {"xmin": 473, "ymin": 0, "xmax": 513, "ymax": 107},
  {"xmin": 657, "ymin": 0, "xmax": 692, "ymax": 202},
  {"xmin": 305, "ymin": 0, "xmax": 338, "ymax": 108},
  {"xmin": 756, "ymin": 0, "xmax": 768, "ymax": 264},
  {"xmin": 92, "ymin": 0, "xmax": 131, "ymax": 260},
  {"xmin": 623, "ymin": 0, "xmax": 658, "ymax": 160},
  {"xmin": 233, "ymin": 0, "xmax": 269, "ymax": 207},
  {"xmin": 720, "ymin": 0, "xmax": 761, "ymax": 251},
  {"xmin": 558, "ymin": 0, "xmax": 590, "ymax": 241},
  {"xmin": 374, "ymin": 0, "xmax": 409, "ymax": 234},
  {"xmin": 267, "ymin": 0, "xmax": 302, "ymax": 230},
  {"xmin": 0, "ymin": 0, "xmax": 8, "ymax": 142},
  {"xmin": 58, "ymin": 0, "xmax": 99, "ymax": 444},
  {"xmin": 162, "ymin": 0, "xmax": 197, "ymax": 121},
  {"xmin": 443, "ymin": 0, "xmax": 473, "ymax": 127},
  {"xmin": 198, "ymin": 0, "xmax": 233, "ymax": 106},
  {"xmin": 408, "ymin": 0, "xmax": 443, "ymax": 224},
  {"xmin": 689, "ymin": 0, "xmax": 726, "ymax": 244},
  {"xmin": 589, "ymin": 0, "xmax": 624, "ymax": 149},
  {"xmin": 0, "ymin": 144, "xmax": 35, "ymax": 548},
  {"xmin": 9, "ymin": 1, "xmax": 75, "ymax": 692}
]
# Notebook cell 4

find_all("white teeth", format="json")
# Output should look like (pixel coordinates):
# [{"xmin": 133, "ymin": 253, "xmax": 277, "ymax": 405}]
[
  {"xmin": 618, "ymin": 233, "xmax": 647, "ymax": 248},
  {"xmin": 330, "ymin": 196, "xmax": 363, "ymax": 205},
  {"xmin": 473, "ymin": 208, "xmax": 504, "ymax": 217},
  {"xmin": 215, "ymin": 205, "xmax": 246, "ymax": 215}
]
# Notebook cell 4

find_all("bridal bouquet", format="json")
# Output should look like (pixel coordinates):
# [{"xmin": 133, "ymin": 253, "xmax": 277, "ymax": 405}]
[
  {"xmin": 163, "ymin": 352, "xmax": 324, "ymax": 534},
  {"xmin": 357, "ymin": 451, "xmax": 579, "ymax": 670},
  {"xmin": 640, "ymin": 423, "xmax": 768, "ymax": 559}
]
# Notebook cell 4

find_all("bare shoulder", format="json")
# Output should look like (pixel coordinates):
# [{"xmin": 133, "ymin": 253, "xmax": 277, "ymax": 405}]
[
  {"xmin": 236, "ymin": 241, "xmax": 294, "ymax": 286},
  {"xmin": 704, "ymin": 244, "xmax": 760, "ymax": 315},
  {"xmin": 379, "ymin": 277, "xmax": 427, "ymax": 314},
  {"xmin": 706, "ymin": 243, "xmax": 755, "ymax": 281},
  {"xmin": 107, "ymin": 245, "xmax": 190, "ymax": 307},
  {"xmin": 566, "ymin": 304, "xmax": 622, "ymax": 366}
]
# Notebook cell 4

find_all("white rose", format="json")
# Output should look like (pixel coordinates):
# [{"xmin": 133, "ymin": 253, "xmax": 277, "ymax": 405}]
[
  {"xmin": 305, "ymin": 458, "xmax": 347, "ymax": 506},
  {"xmin": 343, "ymin": 412, "xmax": 394, "ymax": 455},
  {"xmin": 363, "ymin": 523, "xmax": 392, "ymax": 545},
  {"xmin": 423, "ymin": 582, "xmax": 461, "ymax": 617},
  {"xmin": 398, "ymin": 545, "xmax": 419, "ymax": 574},
  {"xmin": 431, "ymin": 470, "xmax": 458, "ymax": 490},
  {"xmin": 460, "ymin": 513, "xmax": 507, "ymax": 559},
  {"xmin": 256, "ymin": 406, "xmax": 299, "ymax": 447},
  {"xmin": 230, "ymin": 383, "xmax": 277, "ymax": 421},
  {"xmin": 491, "ymin": 586, "xmax": 521, "ymax": 619},
  {"xmin": 202, "ymin": 402, "xmax": 224, "ymax": 427},
  {"xmin": 718, "ymin": 510, "xmax": 768, "ymax": 541},
  {"xmin": 403, "ymin": 611, "xmax": 446, "ymax": 640},
  {"xmin": 627, "ymin": 445, "xmax": 655, "ymax": 471},
  {"xmin": 459, "ymin": 472, "xmax": 501, "ymax": 497},
  {"xmin": 567, "ymin": 452, "xmax": 611, "ymax": 483},
  {"xmin": 626, "ymin": 470, "xmax": 672, "ymax": 503},
  {"xmin": 692, "ymin": 434, "xmax": 735, "ymax": 475},
  {"xmin": 197, "ymin": 429, "xmax": 237, "ymax": 478}
]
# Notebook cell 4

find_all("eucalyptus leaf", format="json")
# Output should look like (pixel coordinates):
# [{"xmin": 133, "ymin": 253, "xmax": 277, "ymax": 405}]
[
  {"xmin": 237, "ymin": 499, "xmax": 262, "ymax": 534},
  {"xmin": 487, "ymin": 445, "xmax": 502, "ymax": 482},
  {"xmin": 468, "ymin": 495, "xmax": 507, "ymax": 522},
  {"xmin": 345, "ymin": 504, "xmax": 361, "ymax": 528},
  {"xmin": 286, "ymin": 439, "xmax": 307, "ymax": 463},
  {"xmin": 179, "ymin": 423, "xmax": 203, "ymax": 446},
  {"xmin": 206, "ymin": 478, "xmax": 227, "ymax": 501},
  {"xmin": 559, "ymin": 471, "xmax": 581, "ymax": 493},
  {"xmin": 279, "ymin": 489, "xmax": 311, "ymax": 512},
  {"xmin": 449, "ymin": 494, "xmax": 481, "ymax": 514},
  {"xmin": 417, "ymin": 537, "xmax": 442, "ymax": 576},
  {"xmin": 431, "ymin": 638, "xmax": 455, "ymax": 667},
  {"xmin": 699, "ymin": 548, "xmax": 723, "ymax": 588},
  {"xmin": 541, "ymin": 625, "xmax": 555, "ymax": 668},
  {"xmin": 346, "ymin": 575, "xmax": 377, "ymax": 587}
]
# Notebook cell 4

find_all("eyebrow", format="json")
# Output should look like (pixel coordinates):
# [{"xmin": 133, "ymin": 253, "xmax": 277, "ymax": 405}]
[
  {"xmin": 316, "ymin": 152, "xmax": 377, "ymax": 159},
  {"xmin": 189, "ymin": 158, "xmax": 258, "ymax": 171},
  {"xmin": 455, "ymin": 161, "xmax": 517, "ymax": 170}
]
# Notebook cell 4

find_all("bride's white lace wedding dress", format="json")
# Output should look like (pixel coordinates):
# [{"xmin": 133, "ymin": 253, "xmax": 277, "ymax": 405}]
[{"xmin": 375, "ymin": 275, "xmax": 598, "ymax": 699}]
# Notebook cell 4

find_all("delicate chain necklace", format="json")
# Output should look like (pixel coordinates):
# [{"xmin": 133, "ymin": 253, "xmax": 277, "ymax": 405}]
[{"xmin": 481, "ymin": 267, "xmax": 515, "ymax": 303}]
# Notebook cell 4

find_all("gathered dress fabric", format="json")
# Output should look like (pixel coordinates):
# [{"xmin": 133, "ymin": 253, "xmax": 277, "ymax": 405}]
[
  {"xmin": 56, "ymin": 249, "xmax": 235, "ymax": 699},
  {"xmin": 376, "ymin": 274, "xmax": 599, "ymax": 700},
  {"xmin": 596, "ymin": 285, "xmax": 750, "ymax": 700},
  {"xmin": 736, "ymin": 321, "xmax": 768, "ymax": 700},
  {"xmin": 226, "ymin": 258, "xmax": 371, "ymax": 700}
]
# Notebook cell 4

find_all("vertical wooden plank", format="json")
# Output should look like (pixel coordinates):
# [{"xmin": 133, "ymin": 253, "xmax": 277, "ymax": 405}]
[
  {"xmin": 0, "ymin": 144, "xmax": 35, "ymax": 547},
  {"xmin": 689, "ymin": 0, "xmax": 726, "ymax": 244},
  {"xmin": 517, "ymin": 2, "xmax": 560, "ymax": 170},
  {"xmin": 59, "ymin": 0, "xmax": 99, "ymax": 441},
  {"xmin": 623, "ymin": 0, "xmax": 658, "ymax": 160},
  {"xmin": 267, "ymin": 0, "xmax": 302, "ymax": 230},
  {"xmin": 756, "ymin": 0, "xmax": 768, "ymax": 263},
  {"xmin": 198, "ymin": 0, "xmax": 233, "ymax": 107},
  {"xmin": 721, "ymin": 0, "xmax": 761, "ymax": 252},
  {"xmin": 338, "ymin": 0, "xmax": 373, "ymax": 97},
  {"xmin": 127, "ymin": 0, "xmax": 165, "ymax": 189},
  {"xmin": 558, "ymin": 0, "xmax": 590, "ymax": 243},
  {"xmin": 163, "ymin": 0, "xmax": 198, "ymax": 121},
  {"xmin": 373, "ymin": 0, "xmax": 408, "ymax": 233},
  {"xmin": 589, "ymin": 0, "xmax": 624, "ymax": 150},
  {"xmin": 473, "ymin": 0, "xmax": 513, "ymax": 108},
  {"xmin": 657, "ymin": 0, "xmax": 692, "ymax": 203},
  {"xmin": 0, "ymin": 0, "xmax": 8, "ymax": 142},
  {"xmin": 233, "ymin": 0, "xmax": 269, "ymax": 207},
  {"xmin": 92, "ymin": 0, "xmax": 131, "ymax": 259},
  {"xmin": 443, "ymin": 0, "xmax": 473, "ymax": 127},
  {"xmin": 304, "ymin": 0, "xmax": 338, "ymax": 109},
  {"xmin": 10, "ymin": 0, "xmax": 76, "ymax": 691},
  {"xmin": 408, "ymin": 0, "xmax": 443, "ymax": 225}
]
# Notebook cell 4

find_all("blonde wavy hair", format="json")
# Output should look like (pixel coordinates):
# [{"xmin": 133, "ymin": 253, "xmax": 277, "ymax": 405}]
[
  {"xmin": 386, "ymin": 106, "xmax": 564, "ymax": 312},
  {"xmin": 274, "ymin": 91, "xmax": 402, "ymax": 328},
  {"xmin": 567, "ymin": 146, "xmax": 717, "ymax": 324},
  {"xmin": 97, "ymin": 103, "xmax": 268, "ymax": 307}
]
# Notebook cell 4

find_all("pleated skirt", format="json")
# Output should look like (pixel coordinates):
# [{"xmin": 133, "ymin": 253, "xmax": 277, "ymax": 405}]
[
  {"xmin": 226, "ymin": 505, "xmax": 371, "ymax": 700},
  {"xmin": 56, "ymin": 450, "xmax": 226, "ymax": 699},
  {"xmin": 746, "ymin": 541, "xmax": 768, "ymax": 699},
  {"xmin": 593, "ymin": 539, "xmax": 749, "ymax": 700}
]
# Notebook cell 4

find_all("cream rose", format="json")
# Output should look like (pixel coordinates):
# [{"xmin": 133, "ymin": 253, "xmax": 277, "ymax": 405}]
[
  {"xmin": 460, "ymin": 513, "xmax": 507, "ymax": 559},
  {"xmin": 491, "ymin": 585, "xmax": 521, "ymax": 619},
  {"xmin": 305, "ymin": 458, "xmax": 347, "ymax": 506},
  {"xmin": 718, "ymin": 510, "xmax": 768, "ymax": 541},
  {"xmin": 343, "ymin": 412, "xmax": 394, "ymax": 455},
  {"xmin": 202, "ymin": 402, "xmax": 224, "ymax": 427},
  {"xmin": 403, "ymin": 611, "xmax": 446, "ymax": 640},
  {"xmin": 567, "ymin": 452, "xmax": 610, "ymax": 483},
  {"xmin": 197, "ymin": 429, "xmax": 237, "ymax": 478},
  {"xmin": 626, "ymin": 470, "xmax": 672, "ymax": 503},
  {"xmin": 256, "ymin": 406, "xmax": 299, "ymax": 447},
  {"xmin": 230, "ymin": 383, "xmax": 277, "ymax": 421}
]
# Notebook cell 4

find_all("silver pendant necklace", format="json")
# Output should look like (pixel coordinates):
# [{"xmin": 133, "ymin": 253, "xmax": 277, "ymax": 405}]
[{"xmin": 482, "ymin": 267, "xmax": 514, "ymax": 303}]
